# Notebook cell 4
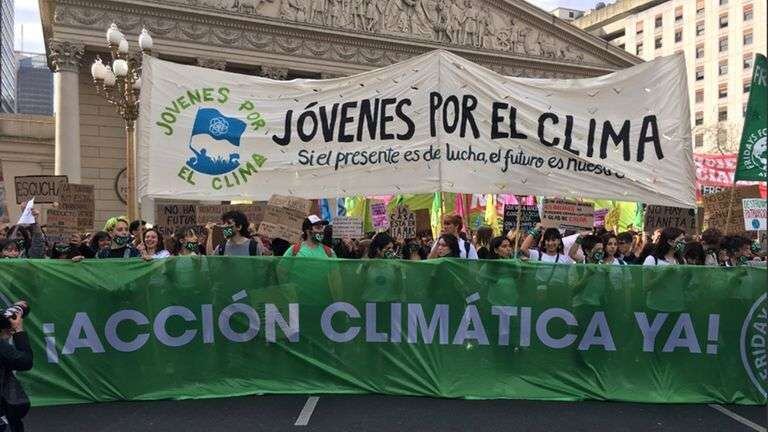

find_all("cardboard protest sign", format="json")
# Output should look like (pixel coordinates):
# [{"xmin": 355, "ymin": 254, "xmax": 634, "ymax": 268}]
[
  {"xmin": 703, "ymin": 185, "xmax": 762, "ymax": 234},
  {"xmin": 257, "ymin": 221, "xmax": 302, "ymax": 243},
  {"xmin": 371, "ymin": 202, "xmax": 389, "ymax": 230},
  {"xmin": 414, "ymin": 209, "xmax": 431, "ymax": 236},
  {"xmin": 389, "ymin": 205, "xmax": 416, "ymax": 239},
  {"xmin": 267, "ymin": 195, "xmax": 312, "ymax": 214},
  {"xmin": 0, "ymin": 162, "xmax": 8, "ymax": 223},
  {"xmin": 196, "ymin": 203, "xmax": 267, "ymax": 226},
  {"xmin": 541, "ymin": 199, "xmax": 594, "ymax": 231},
  {"xmin": 332, "ymin": 217, "xmax": 363, "ymax": 239},
  {"xmin": 503, "ymin": 205, "xmax": 541, "ymax": 233},
  {"xmin": 58, "ymin": 183, "xmax": 95, "ymax": 231},
  {"xmin": 258, "ymin": 194, "xmax": 310, "ymax": 243},
  {"xmin": 14, "ymin": 175, "xmax": 68, "ymax": 204},
  {"xmin": 45, "ymin": 209, "xmax": 79, "ymax": 244},
  {"xmin": 154, "ymin": 202, "xmax": 197, "ymax": 237},
  {"xmin": 643, "ymin": 205, "xmax": 697, "ymax": 233},
  {"xmin": 742, "ymin": 199, "xmax": 767, "ymax": 231}
]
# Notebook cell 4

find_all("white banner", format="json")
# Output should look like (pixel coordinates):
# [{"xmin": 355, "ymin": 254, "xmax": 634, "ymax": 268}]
[{"xmin": 138, "ymin": 50, "xmax": 695, "ymax": 207}]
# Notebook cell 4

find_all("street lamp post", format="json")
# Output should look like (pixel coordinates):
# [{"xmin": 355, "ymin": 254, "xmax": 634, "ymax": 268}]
[{"xmin": 91, "ymin": 24, "xmax": 153, "ymax": 222}]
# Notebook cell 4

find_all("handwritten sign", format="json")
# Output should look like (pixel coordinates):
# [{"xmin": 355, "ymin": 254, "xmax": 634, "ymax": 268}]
[
  {"xmin": 332, "ymin": 216, "xmax": 363, "ymax": 239},
  {"xmin": 390, "ymin": 205, "xmax": 416, "ymax": 239},
  {"xmin": 257, "ymin": 221, "xmax": 302, "ymax": 243},
  {"xmin": 59, "ymin": 183, "xmax": 95, "ymax": 230},
  {"xmin": 196, "ymin": 203, "xmax": 267, "ymax": 226},
  {"xmin": 371, "ymin": 202, "xmax": 389, "ymax": 230},
  {"xmin": 644, "ymin": 205, "xmax": 697, "ymax": 233},
  {"xmin": 0, "ymin": 162, "xmax": 8, "ymax": 223},
  {"xmin": 154, "ymin": 202, "xmax": 197, "ymax": 237},
  {"xmin": 541, "ymin": 199, "xmax": 594, "ymax": 231},
  {"xmin": 267, "ymin": 195, "xmax": 313, "ymax": 214},
  {"xmin": 261, "ymin": 205, "xmax": 306, "ymax": 229},
  {"xmin": 503, "ymin": 205, "xmax": 541, "ymax": 233},
  {"xmin": 14, "ymin": 175, "xmax": 68, "ymax": 204},
  {"xmin": 45, "ymin": 209, "xmax": 79, "ymax": 244},
  {"xmin": 703, "ymin": 185, "xmax": 762, "ymax": 234},
  {"xmin": 743, "ymin": 199, "xmax": 767, "ymax": 231},
  {"xmin": 414, "ymin": 209, "xmax": 431, "ymax": 236}
]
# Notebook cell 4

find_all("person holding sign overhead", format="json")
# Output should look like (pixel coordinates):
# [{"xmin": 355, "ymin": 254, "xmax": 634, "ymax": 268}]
[{"xmin": 520, "ymin": 223, "xmax": 573, "ymax": 264}]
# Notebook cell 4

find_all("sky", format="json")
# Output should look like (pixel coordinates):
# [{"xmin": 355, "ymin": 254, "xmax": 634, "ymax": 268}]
[{"xmin": 12, "ymin": 0, "xmax": 600, "ymax": 55}]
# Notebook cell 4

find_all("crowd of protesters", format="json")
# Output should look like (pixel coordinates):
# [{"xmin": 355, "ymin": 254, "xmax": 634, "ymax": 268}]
[{"xmin": 0, "ymin": 207, "xmax": 765, "ymax": 267}]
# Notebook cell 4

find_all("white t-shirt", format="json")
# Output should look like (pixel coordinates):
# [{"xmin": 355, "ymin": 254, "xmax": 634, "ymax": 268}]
[
  {"xmin": 608, "ymin": 257, "xmax": 625, "ymax": 265},
  {"xmin": 528, "ymin": 249, "xmax": 574, "ymax": 264},
  {"xmin": 431, "ymin": 238, "xmax": 479, "ymax": 259},
  {"xmin": 152, "ymin": 250, "xmax": 171, "ymax": 259},
  {"xmin": 643, "ymin": 255, "xmax": 672, "ymax": 266}
]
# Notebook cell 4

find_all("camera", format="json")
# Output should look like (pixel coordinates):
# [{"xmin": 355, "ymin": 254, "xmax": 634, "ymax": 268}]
[{"xmin": 0, "ymin": 303, "xmax": 30, "ymax": 330}]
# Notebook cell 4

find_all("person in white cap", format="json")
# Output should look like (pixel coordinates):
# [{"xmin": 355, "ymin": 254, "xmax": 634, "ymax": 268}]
[{"xmin": 283, "ymin": 215, "xmax": 336, "ymax": 258}]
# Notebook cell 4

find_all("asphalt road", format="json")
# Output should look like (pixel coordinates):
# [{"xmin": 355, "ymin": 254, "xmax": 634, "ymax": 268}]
[{"xmin": 26, "ymin": 395, "xmax": 767, "ymax": 432}]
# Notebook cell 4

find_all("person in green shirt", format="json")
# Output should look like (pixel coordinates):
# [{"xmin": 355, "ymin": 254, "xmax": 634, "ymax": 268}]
[{"xmin": 283, "ymin": 215, "xmax": 336, "ymax": 258}]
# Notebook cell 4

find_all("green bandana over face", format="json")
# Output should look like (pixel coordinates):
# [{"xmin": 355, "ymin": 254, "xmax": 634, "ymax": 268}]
[
  {"xmin": 738, "ymin": 255, "xmax": 750, "ymax": 265},
  {"xmin": 592, "ymin": 250, "xmax": 605, "ymax": 262},
  {"xmin": 113, "ymin": 235, "xmax": 130, "ymax": 247},
  {"xmin": 383, "ymin": 249, "xmax": 398, "ymax": 259},
  {"xmin": 674, "ymin": 240, "xmax": 685, "ymax": 254},
  {"xmin": 55, "ymin": 244, "xmax": 71, "ymax": 254},
  {"xmin": 184, "ymin": 242, "xmax": 199, "ymax": 252},
  {"xmin": 222, "ymin": 226, "xmax": 236, "ymax": 239},
  {"xmin": 312, "ymin": 233, "xmax": 324, "ymax": 243}
]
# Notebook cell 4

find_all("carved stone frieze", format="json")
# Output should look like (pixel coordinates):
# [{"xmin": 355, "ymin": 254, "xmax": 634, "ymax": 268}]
[
  {"xmin": 197, "ymin": 57, "xmax": 228, "ymax": 70},
  {"xmin": 149, "ymin": 0, "xmax": 602, "ymax": 65},
  {"xmin": 48, "ymin": 0, "xmax": 629, "ymax": 79},
  {"xmin": 260, "ymin": 66, "xmax": 289, "ymax": 80}
]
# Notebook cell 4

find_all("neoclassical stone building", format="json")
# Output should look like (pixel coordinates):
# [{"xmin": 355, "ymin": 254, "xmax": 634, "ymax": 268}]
[{"xmin": 38, "ymin": 0, "xmax": 640, "ymax": 227}]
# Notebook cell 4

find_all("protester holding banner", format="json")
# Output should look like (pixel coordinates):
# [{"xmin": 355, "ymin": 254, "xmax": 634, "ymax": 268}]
[
  {"xmin": 520, "ymin": 224, "xmax": 573, "ymax": 264},
  {"xmin": 488, "ymin": 236, "xmax": 513, "ymax": 260},
  {"xmin": 600, "ymin": 233, "xmax": 626, "ymax": 265},
  {"xmin": 139, "ymin": 228, "xmax": 171, "ymax": 260},
  {"xmin": 428, "ymin": 215, "xmax": 478, "ymax": 259},
  {"xmin": 642, "ymin": 227, "xmax": 685, "ymax": 266},
  {"xmin": 207, "ymin": 210, "xmax": 263, "ymax": 257},
  {"xmin": 171, "ymin": 226, "xmax": 200, "ymax": 256},
  {"xmin": 129, "ymin": 219, "xmax": 147, "ymax": 248},
  {"xmin": 49, "ymin": 233, "xmax": 89, "ymax": 260},
  {"xmin": 431, "ymin": 234, "xmax": 461, "ymax": 258},
  {"xmin": 474, "ymin": 226, "xmax": 493, "ymax": 260},
  {"xmin": 102, "ymin": 218, "xmax": 140, "ymax": 259},
  {"xmin": 683, "ymin": 241, "xmax": 706, "ymax": 266},
  {"xmin": 616, "ymin": 232, "xmax": 638, "ymax": 264},
  {"xmin": 283, "ymin": 215, "xmax": 336, "ymax": 258},
  {"xmin": 367, "ymin": 233, "xmax": 397, "ymax": 259},
  {"xmin": 700, "ymin": 228, "xmax": 723, "ymax": 266},
  {"xmin": 720, "ymin": 235, "xmax": 752, "ymax": 267}
]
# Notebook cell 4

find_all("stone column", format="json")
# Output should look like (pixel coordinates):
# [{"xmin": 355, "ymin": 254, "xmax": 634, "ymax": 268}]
[{"xmin": 49, "ymin": 40, "xmax": 85, "ymax": 183}]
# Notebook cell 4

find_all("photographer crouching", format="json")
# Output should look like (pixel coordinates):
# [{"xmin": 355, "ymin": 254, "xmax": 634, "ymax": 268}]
[{"xmin": 0, "ymin": 301, "xmax": 32, "ymax": 432}]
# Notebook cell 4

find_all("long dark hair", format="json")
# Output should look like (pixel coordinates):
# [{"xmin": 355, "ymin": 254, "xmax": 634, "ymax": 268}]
[
  {"xmin": 89, "ymin": 231, "xmax": 111, "ymax": 252},
  {"xmin": 653, "ymin": 227, "xmax": 685, "ymax": 263},
  {"xmin": 489, "ymin": 236, "xmax": 508, "ymax": 259},
  {"xmin": 476, "ymin": 226, "xmax": 493, "ymax": 249},
  {"xmin": 538, "ymin": 228, "xmax": 564, "ymax": 254},
  {"xmin": 601, "ymin": 233, "xmax": 619, "ymax": 258},
  {"xmin": 368, "ymin": 232, "xmax": 394, "ymax": 259},
  {"xmin": 142, "ymin": 227, "xmax": 166, "ymax": 253},
  {"xmin": 438, "ymin": 234, "xmax": 461, "ymax": 258}
]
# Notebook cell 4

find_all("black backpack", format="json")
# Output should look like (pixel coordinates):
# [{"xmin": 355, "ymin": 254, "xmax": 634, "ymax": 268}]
[{"xmin": 218, "ymin": 238, "xmax": 260, "ymax": 256}]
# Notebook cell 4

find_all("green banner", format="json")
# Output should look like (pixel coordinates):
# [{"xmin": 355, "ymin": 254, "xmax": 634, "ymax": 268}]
[
  {"xmin": 734, "ymin": 53, "xmax": 767, "ymax": 182},
  {"xmin": 0, "ymin": 257, "xmax": 765, "ymax": 406}
]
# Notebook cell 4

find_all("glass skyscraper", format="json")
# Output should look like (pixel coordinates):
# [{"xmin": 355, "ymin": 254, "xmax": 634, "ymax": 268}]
[
  {"xmin": 16, "ymin": 53, "xmax": 52, "ymax": 115},
  {"xmin": 0, "ymin": 0, "xmax": 16, "ymax": 113}
]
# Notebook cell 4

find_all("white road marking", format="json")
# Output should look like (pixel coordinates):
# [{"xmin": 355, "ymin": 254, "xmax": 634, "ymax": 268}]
[
  {"xmin": 708, "ymin": 404, "xmax": 766, "ymax": 432},
  {"xmin": 294, "ymin": 396, "xmax": 319, "ymax": 426}
]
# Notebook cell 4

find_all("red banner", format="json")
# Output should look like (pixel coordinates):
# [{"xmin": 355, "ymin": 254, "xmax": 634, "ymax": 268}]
[{"xmin": 693, "ymin": 154, "xmax": 766, "ymax": 201}]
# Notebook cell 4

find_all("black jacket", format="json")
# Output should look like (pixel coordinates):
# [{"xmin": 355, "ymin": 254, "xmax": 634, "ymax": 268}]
[{"xmin": 0, "ymin": 332, "xmax": 33, "ymax": 372}]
